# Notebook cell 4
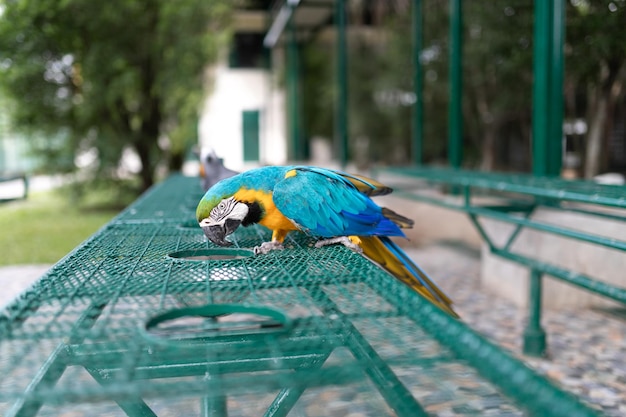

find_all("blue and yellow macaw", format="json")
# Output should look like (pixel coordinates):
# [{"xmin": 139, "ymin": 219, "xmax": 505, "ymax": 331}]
[{"xmin": 196, "ymin": 165, "xmax": 457, "ymax": 317}]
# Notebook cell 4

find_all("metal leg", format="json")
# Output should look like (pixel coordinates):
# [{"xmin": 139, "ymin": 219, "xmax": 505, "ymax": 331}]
[
  {"xmin": 308, "ymin": 287, "xmax": 429, "ymax": 417},
  {"xmin": 263, "ymin": 350, "xmax": 332, "ymax": 417},
  {"xmin": 201, "ymin": 316, "xmax": 228, "ymax": 417},
  {"xmin": 85, "ymin": 368, "xmax": 158, "ymax": 417},
  {"xmin": 7, "ymin": 303, "xmax": 108, "ymax": 417},
  {"xmin": 523, "ymin": 269, "xmax": 547, "ymax": 357},
  {"xmin": 201, "ymin": 395, "xmax": 227, "ymax": 417}
]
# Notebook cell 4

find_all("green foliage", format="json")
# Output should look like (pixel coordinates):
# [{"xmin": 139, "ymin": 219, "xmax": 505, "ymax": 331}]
[
  {"xmin": 567, "ymin": 0, "xmax": 626, "ymax": 85},
  {"xmin": 461, "ymin": 1, "xmax": 534, "ymax": 170},
  {"xmin": 0, "ymin": 0, "xmax": 231, "ymax": 189}
]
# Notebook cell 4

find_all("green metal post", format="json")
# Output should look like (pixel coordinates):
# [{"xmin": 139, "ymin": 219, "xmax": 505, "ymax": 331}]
[
  {"xmin": 287, "ymin": 17, "xmax": 303, "ymax": 161},
  {"xmin": 22, "ymin": 174, "xmax": 29, "ymax": 199},
  {"xmin": 335, "ymin": 0, "xmax": 349, "ymax": 168},
  {"xmin": 523, "ymin": 269, "xmax": 547, "ymax": 356},
  {"xmin": 531, "ymin": 1, "xmax": 548, "ymax": 176},
  {"xmin": 548, "ymin": 0, "xmax": 565, "ymax": 176},
  {"xmin": 448, "ymin": 0, "xmax": 463, "ymax": 169},
  {"xmin": 412, "ymin": 0, "xmax": 424, "ymax": 165},
  {"xmin": 201, "ymin": 396, "xmax": 227, "ymax": 417},
  {"xmin": 532, "ymin": 0, "xmax": 565, "ymax": 177}
]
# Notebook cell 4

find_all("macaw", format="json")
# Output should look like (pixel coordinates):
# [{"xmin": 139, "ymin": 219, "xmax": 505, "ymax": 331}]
[
  {"xmin": 198, "ymin": 148, "xmax": 238, "ymax": 191},
  {"xmin": 196, "ymin": 165, "xmax": 457, "ymax": 317}
]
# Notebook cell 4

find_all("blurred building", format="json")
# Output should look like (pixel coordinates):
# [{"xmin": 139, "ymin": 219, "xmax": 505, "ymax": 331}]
[
  {"xmin": 199, "ymin": 0, "xmax": 343, "ymax": 170},
  {"xmin": 198, "ymin": 1, "xmax": 287, "ymax": 170}
]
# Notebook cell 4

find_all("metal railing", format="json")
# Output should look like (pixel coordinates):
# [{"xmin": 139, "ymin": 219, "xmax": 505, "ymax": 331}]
[{"xmin": 375, "ymin": 165, "xmax": 626, "ymax": 356}]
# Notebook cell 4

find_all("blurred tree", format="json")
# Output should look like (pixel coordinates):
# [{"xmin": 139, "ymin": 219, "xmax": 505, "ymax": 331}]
[
  {"xmin": 379, "ymin": 1, "xmax": 534, "ymax": 170},
  {"xmin": 302, "ymin": 0, "xmax": 534, "ymax": 169},
  {"xmin": 302, "ymin": 0, "xmax": 446, "ymax": 167},
  {"xmin": 566, "ymin": 0, "xmax": 626, "ymax": 178},
  {"xmin": 462, "ymin": 1, "xmax": 534, "ymax": 171},
  {"xmin": 0, "ymin": 0, "xmax": 230, "ymax": 190},
  {"xmin": 379, "ymin": 0, "xmax": 450, "ymax": 165},
  {"xmin": 303, "ymin": 0, "xmax": 626, "ymax": 176}
]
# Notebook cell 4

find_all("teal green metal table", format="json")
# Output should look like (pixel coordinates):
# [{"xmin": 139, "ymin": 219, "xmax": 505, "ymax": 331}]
[
  {"xmin": 0, "ymin": 175, "xmax": 603, "ymax": 416},
  {"xmin": 373, "ymin": 166, "xmax": 626, "ymax": 356}
]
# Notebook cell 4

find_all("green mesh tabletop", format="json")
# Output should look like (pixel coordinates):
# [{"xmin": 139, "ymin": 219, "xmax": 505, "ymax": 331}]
[{"xmin": 0, "ymin": 176, "xmax": 602, "ymax": 417}]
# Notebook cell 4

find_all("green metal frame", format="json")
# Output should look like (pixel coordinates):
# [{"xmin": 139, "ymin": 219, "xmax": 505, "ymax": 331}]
[
  {"xmin": 374, "ymin": 166, "xmax": 626, "ymax": 357},
  {"xmin": 335, "ymin": 0, "xmax": 349, "ymax": 168},
  {"xmin": 0, "ymin": 175, "xmax": 603, "ymax": 417},
  {"xmin": 532, "ymin": 0, "xmax": 565, "ymax": 177},
  {"xmin": 448, "ymin": 0, "xmax": 463, "ymax": 170},
  {"xmin": 412, "ymin": 0, "xmax": 424, "ymax": 165},
  {"xmin": 264, "ymin": 0, "xmax": 566, "ymax": 172},
  {"xmin": 443, "ymin": 0, "xmax": 566, "ymax": 173}
]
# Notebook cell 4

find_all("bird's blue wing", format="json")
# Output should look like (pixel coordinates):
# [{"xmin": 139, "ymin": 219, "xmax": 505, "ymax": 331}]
[{"xmin": 272, "ymin": 167, "xmax": 404, "ymax": 238}]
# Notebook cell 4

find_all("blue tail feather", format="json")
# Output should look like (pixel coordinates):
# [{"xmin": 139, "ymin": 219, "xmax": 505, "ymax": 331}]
[{"xmin": 378, "ymin": 236, "xmax": 450, "ymax": 305}]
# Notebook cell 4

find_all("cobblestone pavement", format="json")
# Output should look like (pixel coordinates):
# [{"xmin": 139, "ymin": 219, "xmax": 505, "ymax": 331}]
[
  {"xmin": 405, "ymin": 243, "xmax": 626, "ymax": 417},
  {"xmin": 1, "ymin": 243, "xmax": 624, "ymax": 416},
  {"xmin": 0, "ymin": 264, "xmax": 50, "ymax": 309}
]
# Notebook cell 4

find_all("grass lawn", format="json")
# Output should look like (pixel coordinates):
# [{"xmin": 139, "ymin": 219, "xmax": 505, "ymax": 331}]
[{"xmin": 0, "ymin": 190, "xmax": 121, "ymax": 266}]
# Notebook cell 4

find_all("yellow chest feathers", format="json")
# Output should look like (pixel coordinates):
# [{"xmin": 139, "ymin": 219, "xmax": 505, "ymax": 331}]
[{"xmin": 233, "ymin": 188, "xmax": 298, "ymax": 232}]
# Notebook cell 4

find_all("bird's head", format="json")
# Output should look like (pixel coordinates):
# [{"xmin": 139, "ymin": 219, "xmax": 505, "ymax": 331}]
[{"xmin": 196, "ymin": 193, "xmax": 250, "ymax": 247}]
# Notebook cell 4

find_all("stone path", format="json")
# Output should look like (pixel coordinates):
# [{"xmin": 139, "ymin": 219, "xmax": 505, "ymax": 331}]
[
  {"xmin": 0, "ymin": 264, "xmax": 50, "ymax": 310},
  {"xmin": 405, "ymin": 244, "xmax": 626, "ymax": 417}
]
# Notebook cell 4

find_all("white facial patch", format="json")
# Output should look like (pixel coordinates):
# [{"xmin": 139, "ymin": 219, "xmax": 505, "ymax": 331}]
[{"xmin": 199, "ymin": 197, "xmax": 248, "ymax": 227}]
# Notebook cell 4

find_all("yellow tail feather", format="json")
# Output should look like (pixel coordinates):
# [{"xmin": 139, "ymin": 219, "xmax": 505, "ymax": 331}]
[{"xmin": 357, "ymin": 236, "xmax": 459, "ymax": 318}]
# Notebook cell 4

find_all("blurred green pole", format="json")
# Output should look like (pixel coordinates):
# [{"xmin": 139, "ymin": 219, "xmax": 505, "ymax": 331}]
[
  {"xmin": 448, "ymin": 0, "xmax": 463, "ymax": 170},
  {"xmin": 533, "ymin": 0, "xmax": 565, "ymax": 177},
  {"xmin": 287, "ymin": 17, "xmax": 302, "ymax": 161},
  {"xmin": 412, "ymin": 0, "xmax": 424, "ymax": 165},
  {"xmin": 201, "ymin": 395, "xmax": 227, "ymax": 417},
  {"xmin": 336, "ymin": 0, "xmax": 349, "ymax": 168},
  {"xmin": 548, "ymin": 0, "xmax": 565, "ymax": 176},
  {"xmin": 523, "ymin": 269, "xmax": 547, "ymax": 356},
  {"xmin": 532, "ymin": 1, "xmax": 551, "ymax": 176}
]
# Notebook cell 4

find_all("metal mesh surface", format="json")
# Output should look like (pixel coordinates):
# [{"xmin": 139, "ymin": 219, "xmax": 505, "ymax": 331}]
[{"xmin": 0, "ymin": 175, "xmax": 602, "ymax": 417}]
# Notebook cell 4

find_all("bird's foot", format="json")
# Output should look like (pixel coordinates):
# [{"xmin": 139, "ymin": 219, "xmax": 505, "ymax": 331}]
[
  {"xmin": 253, "ymin": 241, "xmax": 284, "ymax": 255},
  {"xmin": 315, "ymin": 236, "xmax": 363, "ymax": 254}
]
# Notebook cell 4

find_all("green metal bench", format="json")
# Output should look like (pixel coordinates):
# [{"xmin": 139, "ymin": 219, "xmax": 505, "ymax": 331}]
[
  {"xmin": 373, "ymin": 166, "xmax": 626, "ymax": 356},
  {"xmin": 0, "ymin": 174, "xmax": 604, "ymax": 416}
]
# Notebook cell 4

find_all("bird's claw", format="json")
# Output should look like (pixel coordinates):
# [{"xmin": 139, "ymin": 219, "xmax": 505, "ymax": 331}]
[
  {"xmin": 315, "ymin": 237, "xmax": 363, "ymax": 254},
  {"xmin": 253, "ymin": 241, "xmax": 284, "ymax": 255}
]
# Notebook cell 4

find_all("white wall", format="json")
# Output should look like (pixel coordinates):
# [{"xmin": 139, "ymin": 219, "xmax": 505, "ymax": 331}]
[
  {"xmin": 480, "ymin": 208, "xmax": 626, "ymax": 309},
  {"xmin": 198, "ymin": 62, "xmax": 287, "ymax": 170}
]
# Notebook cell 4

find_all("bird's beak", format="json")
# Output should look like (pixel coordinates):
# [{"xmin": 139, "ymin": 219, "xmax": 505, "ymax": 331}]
[
  {"xmin": 201, "ymin": 219, "xmax": 242, "ymax": 247},
  {"xmin": 203, "ymin": 224, "xmax": 232, "ymax": 246}
]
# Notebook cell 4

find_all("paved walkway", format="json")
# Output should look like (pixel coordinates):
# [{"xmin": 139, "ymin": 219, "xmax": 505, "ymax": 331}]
[
  {"xmin": 0, "ymin": 264, "xmax": 50, "ymax": 310},
  {"xmin": 1, "ymin": 244, "xmax": 624, "ymax": 416},
  {"xmin": 406, "ymin": 244, "xmax": 626, "ymax": 417}
]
